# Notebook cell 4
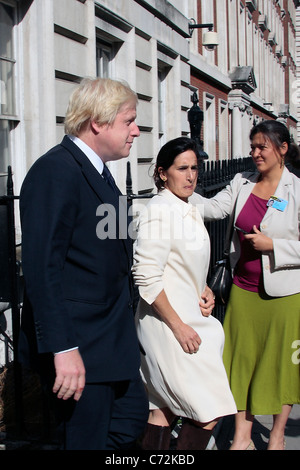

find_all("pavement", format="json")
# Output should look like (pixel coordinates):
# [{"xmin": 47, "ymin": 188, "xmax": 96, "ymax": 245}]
[
  {"xmin": 0, "ymin": 405, "xmax": 299, "ymax": 451},
  {"xmin": 211, "ymin": 404, "xmax": 300, "ymax": 451}
]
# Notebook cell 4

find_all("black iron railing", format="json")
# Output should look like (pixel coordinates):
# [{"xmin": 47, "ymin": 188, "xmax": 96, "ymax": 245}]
[
  {"xmin": 0, "ymin": 157, "xmax": 256, "ymax": 440},
  {"xmin": 0, "ymin": 166, "xmax": 23, "ymax": 435},
  {"xmin": 126, "ymin": 156, "xmax": 256, "ymax": 323},
  {"xmin": 199, "ymin": 157, "xmax": 256, "ymax": 322}
]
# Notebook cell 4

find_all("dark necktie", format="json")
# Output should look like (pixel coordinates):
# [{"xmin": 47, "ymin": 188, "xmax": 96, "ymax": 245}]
[{"xmin": 102, "ymin": 165, "xmax": 120, "ymax": 195}]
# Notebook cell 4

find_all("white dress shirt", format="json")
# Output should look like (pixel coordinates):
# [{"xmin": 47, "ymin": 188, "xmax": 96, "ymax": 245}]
[{"xmin": 68, "ymin": 135, "xmax": 104, "ymax": 175}]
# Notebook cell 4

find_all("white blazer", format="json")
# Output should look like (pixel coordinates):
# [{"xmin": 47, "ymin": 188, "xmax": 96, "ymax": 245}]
[
  {"xmin": 133, "ymin": 188, "xmax": 210, "ymax": 306},
  {"xmin": 191, "ymin": 167, "xmax": 300, "ymax": 297}
]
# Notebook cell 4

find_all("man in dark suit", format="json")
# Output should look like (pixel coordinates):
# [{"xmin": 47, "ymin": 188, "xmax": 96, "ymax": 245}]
[{"xmin": 19, "ymin": 78, "xmax": 148, "ymax": 450}]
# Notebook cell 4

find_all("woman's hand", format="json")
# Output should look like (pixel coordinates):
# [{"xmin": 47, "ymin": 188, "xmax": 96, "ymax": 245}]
[
  {"xmin": 199, "ymin": 285, "xmax": 215, "ymax": 317},
  {"xmin": 172, "ymin": 322, "xmax": 202, "ymax": 354},
  {"xmin": 152, "ymin": 290, "xmax": 201, "ymax": 354},
  {"xmin": 244, "ymin": 225, "xmax": 273, "ymax": 252}
]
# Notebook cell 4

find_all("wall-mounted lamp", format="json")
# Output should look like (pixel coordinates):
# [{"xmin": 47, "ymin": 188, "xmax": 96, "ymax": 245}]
[{"xmin": 189, "ymin": 20, "xmax": 219, "ymax": 51}]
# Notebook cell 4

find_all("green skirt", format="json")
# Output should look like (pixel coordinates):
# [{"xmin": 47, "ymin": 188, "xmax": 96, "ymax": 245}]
[{"xmin": 223, "ymin": 284, "xmax": 300, "ymax": 415}]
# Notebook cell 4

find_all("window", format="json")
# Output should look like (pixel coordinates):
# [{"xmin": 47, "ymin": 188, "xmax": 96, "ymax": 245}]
[
  {"xmin": 96, "ymin": 40, "xmax": 113, "ymax": 78},
  {"xmin": 204, "ymin": 92, "xmax": 216, "ymax": 159},
  {"xmin": 158, "ymin": 69, "xmax": 166, "ymax": 138},
  {"xmin": 157, "ymin": 64, "xmax": 171, "ymax": 143},
  {"xmin": 0, "ymin": 3, "xmax": 15, "ymax": 116},
  {"xmin": 219, "ymin": 100, "xmax": 229, "ymax": 160},
  {"xmin": 0, "ymin": 2, "xmax": 16, "ymax": 174},
  {"xmin": 0, "ymin": 119, "xmax": 9, "ymax": 176}
]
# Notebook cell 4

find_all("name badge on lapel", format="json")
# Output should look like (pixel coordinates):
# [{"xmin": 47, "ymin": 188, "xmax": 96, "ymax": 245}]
[{"xmin": 267, "ymin": 196, "xmax": 288, "ymax": 212}]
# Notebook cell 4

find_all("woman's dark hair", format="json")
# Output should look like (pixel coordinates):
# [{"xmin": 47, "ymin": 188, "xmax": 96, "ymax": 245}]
[
  {"xmin": 250, "ymin": 120, "xmax": 300, "ymax": 169},
  {"xmin": 154, "ymin": 137, "xmax": 198, "ymax": 190}
]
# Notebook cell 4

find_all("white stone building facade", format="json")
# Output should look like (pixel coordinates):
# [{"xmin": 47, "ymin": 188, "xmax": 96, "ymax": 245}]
[
  {"xmin": 1, "ymin": 0, "xmax": 299, "ymax": 196},
  {"xmin": 190, "ymin": 0, "xmax": 299, "ymax": 160},
  {"xmin": 0, "ymin": 0, "xmax": 299, "ymax": 363}
]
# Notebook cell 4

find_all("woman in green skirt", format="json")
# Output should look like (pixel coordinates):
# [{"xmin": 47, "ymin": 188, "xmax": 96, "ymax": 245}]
[{"xmin": 193, "ymin": 120, "xmax": 300, "ymax": 450}]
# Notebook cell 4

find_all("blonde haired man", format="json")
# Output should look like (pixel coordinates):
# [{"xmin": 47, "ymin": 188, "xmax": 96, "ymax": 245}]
[{"xmin": 19, "ymin": 78, "xmax": 148, "ymax": 450}]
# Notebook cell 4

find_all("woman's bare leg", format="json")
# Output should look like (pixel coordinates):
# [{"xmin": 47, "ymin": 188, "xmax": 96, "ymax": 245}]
[
  {"xmin": 148, "ymin": 407, "xmax": 175, "ymax": 426},
  {"xmin": 230, "ymin": 410, "xmax": 254, "ymax": 450},
  {"xmin": 267, "ymin": 405, "xmax": 292, "ymax": 450},
  {"xmin": 140, "ymin": 408, "xmax": 175, "ymax": 450}
]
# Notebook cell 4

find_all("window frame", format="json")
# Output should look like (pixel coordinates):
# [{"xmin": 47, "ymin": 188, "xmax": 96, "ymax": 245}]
[
  {"xmin": 96, "ymin": 39, "xmax": 114, "ymax": 78},
  {"xmin": 0, "ymin": 0, "xmax": 18, "ymax": 175}
]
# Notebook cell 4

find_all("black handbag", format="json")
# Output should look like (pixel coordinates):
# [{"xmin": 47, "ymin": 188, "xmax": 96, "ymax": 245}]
[
  {"xmin": 208, "ymin": 255, "xmax": 232, "ymax": 306},
  {"xmin": 208, "ymin": 210, "xmax": 236, "ymax": 306}
]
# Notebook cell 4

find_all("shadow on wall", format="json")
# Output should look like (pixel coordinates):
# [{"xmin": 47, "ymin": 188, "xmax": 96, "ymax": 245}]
[{"xmin": 18, "ymin": 0, "xmax": 34, "ymax": 24}]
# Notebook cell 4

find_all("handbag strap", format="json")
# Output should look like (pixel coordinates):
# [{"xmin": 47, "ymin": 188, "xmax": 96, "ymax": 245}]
[
  {"xmin": 223, "ymin": 196, "xmax": 238, "ymax": 257},
  {"xmin": 222, "ymin": 173, "xmax": 254, "ymax": 258}
]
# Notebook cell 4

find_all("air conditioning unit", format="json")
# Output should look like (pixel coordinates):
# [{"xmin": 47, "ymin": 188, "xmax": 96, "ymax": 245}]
[
  {"xmin": 264, "ymin": 102, "xmax": 274, "ymax": 112},
  {"xmin": 245, "ymin": 0, "xmax": 257, "ymax": 12},
  {"xmin": 258, "ymin": 15, "xmax": 268, "ymax": 31},
  {"xmin": 279, "ymin": 104, "xmax": 289, "ymax": 117},
  {"xmin": 268, "ymin": 32, "xmax": 276, "ymax": 46}
]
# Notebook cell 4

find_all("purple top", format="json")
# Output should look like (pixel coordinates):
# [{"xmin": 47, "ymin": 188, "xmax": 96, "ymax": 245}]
[{"xmin": 233, "ymin": 193, "xmax": 268, "ymax": 293}]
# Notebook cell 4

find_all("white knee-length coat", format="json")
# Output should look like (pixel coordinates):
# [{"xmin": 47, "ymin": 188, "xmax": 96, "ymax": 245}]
[{"xmin": 132, "ymin": 189, "xmax": 237, "ymax": 422}]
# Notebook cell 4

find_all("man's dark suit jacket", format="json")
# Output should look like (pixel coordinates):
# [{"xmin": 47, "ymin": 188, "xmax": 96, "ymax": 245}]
[{"xmin": 19, "ymin": 136, "xmax": 140, "ymax": 383}]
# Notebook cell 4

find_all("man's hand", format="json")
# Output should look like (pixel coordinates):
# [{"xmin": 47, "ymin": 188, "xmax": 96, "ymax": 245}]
[{"xmin": 53, "ymin": 349, "xmax": 86, "ymax": 401}]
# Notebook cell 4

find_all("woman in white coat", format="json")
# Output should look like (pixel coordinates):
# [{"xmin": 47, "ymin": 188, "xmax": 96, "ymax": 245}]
[
  {"xmin": 193, "ymin": 120, "xmax": 300, "ymax": 450},
  {"xmin": 132, "ymin": 137, "xmax": 237, "ymax": 450}
]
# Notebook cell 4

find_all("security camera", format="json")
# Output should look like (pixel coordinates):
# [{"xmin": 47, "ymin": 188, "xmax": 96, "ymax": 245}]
[{"xmin": 203, "ymin": 31, "xmax": 218, "ymax": 51}]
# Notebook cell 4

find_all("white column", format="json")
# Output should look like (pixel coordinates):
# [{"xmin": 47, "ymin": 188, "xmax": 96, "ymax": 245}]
[
  {"xmin": 228, "ymin": 90, "xmax": 251, "ymax": 159},
  {"xmin": 21, "ymin": 0, "xmax": 56, "ymax": 166}
]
